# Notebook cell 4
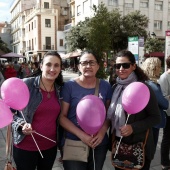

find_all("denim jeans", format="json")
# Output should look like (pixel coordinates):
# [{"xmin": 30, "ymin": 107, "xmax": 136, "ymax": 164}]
[
  {"xmin": 161, "ymin": 116, "xmax": 170, "ymax": 166},
  {"xmin": 63, "ymin": 144, "xmax": 108, "ymax": 170}
]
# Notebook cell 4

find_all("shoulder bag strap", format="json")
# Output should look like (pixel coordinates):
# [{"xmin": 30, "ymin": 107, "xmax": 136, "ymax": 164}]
[
  {"xmin": 143, "ymin": 129, "xmax": 149, "ymax": 146},
  {"xmin": 6, "ymin": 124, "xmax": 12, "ymax": 160},
  {"xmin": 94, "ymin": 78, "xmax": 100, "ymax": 96}
]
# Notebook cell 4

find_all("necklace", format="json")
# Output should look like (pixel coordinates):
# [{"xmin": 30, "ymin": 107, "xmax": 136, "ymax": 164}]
[{"xmin": 41, "ymin": 79, "xmax": 54, "ymax": 98}]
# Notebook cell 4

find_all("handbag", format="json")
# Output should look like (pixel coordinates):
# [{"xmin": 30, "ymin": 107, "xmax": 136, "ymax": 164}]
[
  {"xmin": 112, "ymin": 130, "xmax": 149, "ymax": 170},
  {"xmin": 4, "ymin": 125, "xmax": 16, "ymax": 170},
  {"xmin": 62, "ymin": 79, "xmax": 100, "ymax": 162},
  {"xmin": 62, "ymin": 139, "xmax": 89, "ymax": 162}
]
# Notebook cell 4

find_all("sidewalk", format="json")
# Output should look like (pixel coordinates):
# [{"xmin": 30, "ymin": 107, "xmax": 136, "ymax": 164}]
[{"xmin": 0, "ymin": 127, "xmax": 163, "ymax": 170}]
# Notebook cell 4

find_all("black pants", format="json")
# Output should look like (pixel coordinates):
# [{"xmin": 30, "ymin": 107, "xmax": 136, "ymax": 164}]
[
  {"xmin": 13, "ymin": 145, "xmax": 57, "ymax": 170},
  {"xmin": 161, "ymin": 116, "xmax": 170, "ymax": 166}
]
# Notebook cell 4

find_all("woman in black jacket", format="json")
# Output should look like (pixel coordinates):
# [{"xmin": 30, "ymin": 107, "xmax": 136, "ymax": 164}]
[{"xmin": 107, "ymin": 50, "xmax": 160, "ymax": 170}]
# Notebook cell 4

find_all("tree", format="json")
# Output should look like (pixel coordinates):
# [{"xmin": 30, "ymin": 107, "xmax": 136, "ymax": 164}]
[
  {"xmin": 65, "ymin": 3, "xmax": 149, "ymax": 78},
  {"xmin": 0, "ymin": 37, "xmax": 11, "ymax": 53},
  {"xmin": 65, "ymin": 19, "xmax": 90, "ymax": 52},
  {"xmin": 144, "ymin": 37, "xmax": 164, "ymax": 53},
  {"xmin": 87, "ymin": 3, "xmax": 111, "ymax": 78}
]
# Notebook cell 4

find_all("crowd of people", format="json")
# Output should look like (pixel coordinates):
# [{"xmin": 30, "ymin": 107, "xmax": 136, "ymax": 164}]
[
  {"xmin": 0, "ymin": 61, "xmax": 39, "ymax": 80},
  {"xmin": 0, "ymin": 50, "xmax": 170, "ymax": 170}
]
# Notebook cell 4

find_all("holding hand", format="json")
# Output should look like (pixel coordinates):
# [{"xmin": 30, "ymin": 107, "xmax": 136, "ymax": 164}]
[{"xmin": 22, "ymin": 123, "xmax": 34, "ymax": 135}]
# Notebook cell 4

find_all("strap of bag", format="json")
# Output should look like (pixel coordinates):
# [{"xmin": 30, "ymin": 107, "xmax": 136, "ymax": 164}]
[
  {"xmin": 143, "ymin": 129, "xmax": 149, "ymax": 146},
  {"xmin": 6, "ymin": 124, "xmax": 12, "ymax": 161},
  {"xmin": 94, "ymin": 78, "xmax": 100, "ymax": 96}
]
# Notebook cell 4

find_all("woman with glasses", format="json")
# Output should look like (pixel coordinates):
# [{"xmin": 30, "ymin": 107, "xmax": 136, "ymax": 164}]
[
  {"xmin": 59, "ymin": 50, "xmax": 113, "ymax": 170},
  {"xmin": 107, "ymin": 50, "xmax": 160, "ymax": 170}
]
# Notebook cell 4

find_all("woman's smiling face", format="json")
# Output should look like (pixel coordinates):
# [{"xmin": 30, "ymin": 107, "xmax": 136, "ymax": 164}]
[{"xmin": 115, "ymin": 56, "xmax": 136, "ymax": 80}]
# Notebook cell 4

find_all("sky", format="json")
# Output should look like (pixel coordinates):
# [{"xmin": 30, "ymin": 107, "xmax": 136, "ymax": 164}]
[{"xmin": 0, "ymin": 0, "xmax": 13, "ymax": 22}]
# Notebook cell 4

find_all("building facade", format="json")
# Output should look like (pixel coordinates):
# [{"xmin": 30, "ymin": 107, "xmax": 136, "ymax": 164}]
[
  {"xmin": 10, "ymin": 0, "xmax": 69, "ymax": 62},
  {"xmin": 71, "ymin": 0, "xmax": 170, "ymax": 39}
]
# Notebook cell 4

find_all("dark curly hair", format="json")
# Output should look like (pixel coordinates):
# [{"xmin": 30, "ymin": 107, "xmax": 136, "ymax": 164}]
[
  {"xmin": 115, "ymin": 50, "xmax": 149, "ymax": 81},
  {"xmin": 28, "ymin": 51, "xmax": 64, "ymax": 86}
]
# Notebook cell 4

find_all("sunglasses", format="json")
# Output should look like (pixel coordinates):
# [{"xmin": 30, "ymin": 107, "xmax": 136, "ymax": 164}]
[{"xmin": 114, "ymin": 63, "xmax": 132, "ymax": 69}]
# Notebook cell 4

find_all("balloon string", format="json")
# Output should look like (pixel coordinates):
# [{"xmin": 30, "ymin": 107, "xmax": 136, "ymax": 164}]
[
  {"xmin": 20, "ymin": 111, "xmax": 44, "ymax": 158},
  {"xmin": 92, "ymin": 148, "xmax": 96, "ymax": 170},
  {"xmin": 13, "ymin": 121, "xmax": 56, "ymax": 143},
  {"xmin": 114, "ymin": 114, "xmax": 130, "ymax": 158},
  {"xmin": 31, "ymin": 133, "xmax": 43, "ymax": 158}
]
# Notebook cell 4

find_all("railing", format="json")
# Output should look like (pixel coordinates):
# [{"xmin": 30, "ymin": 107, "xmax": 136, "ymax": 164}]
[{"xmin": 43, "ymin": 45, "xmax": 54, "ymax": 50}]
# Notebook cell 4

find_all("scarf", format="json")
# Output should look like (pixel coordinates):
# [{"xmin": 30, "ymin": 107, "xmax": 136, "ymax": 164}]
[{"xmin": 107, "ymin": 72, "xmax": 138, "ymax": 137}]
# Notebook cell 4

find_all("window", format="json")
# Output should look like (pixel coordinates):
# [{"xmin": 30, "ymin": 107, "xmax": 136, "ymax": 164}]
[
  {"xmin": 45, "ymin": 19, "xmax": 51, "ymax": 27},
  {"xmin": 83, "ymin": 1, "xmax": 88, "ymax": 14},
  {"xmin": 155, "ymin": 1, "xmax": 163, "ymax": 10},
  {"xmin": 77, "ymin": 5, "xmax": 81, "ymax": 16},
  {"xmin": 108, "ymin": 0, "xmax": 118, "ymax": 6},
  {"xmin": 168, "ymin": 21, "xmax": 170, "ymax": 29},
  {"xmin": 60, "ymin": 39, "xmax": 63, "ymax": 46},
  {"xmin": 45, "ymin": 37, "xmax": 51, "ymax": 49},
  {"xmin": 154, "ymin": 20, "xmax": 162, "ymax": 30},
  {"xmin": 34, "ymin": 20, "xmax": 36, "ymax": 28},
  {"xmin": 44, "ymin": 2, "xmax": 49, "ymax": 9},
  {"xmin": 125, "ymin": 0, "xmax": 134, "ymax": 8},
  {"xmin": 168, "ymin": 2, "xmax": 170, "ymax": 11},
  {"xmin": 140, "ymin": 1, "xmax": 149, "ymax": 8}
]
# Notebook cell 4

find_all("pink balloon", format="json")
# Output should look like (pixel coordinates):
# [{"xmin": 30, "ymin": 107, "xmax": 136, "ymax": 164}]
[
  {"xmin": 122, "ymin": 82, "xmax": 150, "ymax": 114},
  {"xmin": 1, "ymin": 78, "xmax": 30, "ymax": 110},
  {"xmin": 76, "ymin": 95, "xmax": 106, "ymax": 135},
  {"xmin": 0, "ymin": 99, "xmax": 13, "ymax": 128}
]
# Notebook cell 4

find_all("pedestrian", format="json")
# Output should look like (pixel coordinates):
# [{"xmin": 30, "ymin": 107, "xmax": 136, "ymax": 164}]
[
  {"xmin": 4, "ymin": 62, "xmax": 17, "ymax": 79},
  {"xmin": 159, "ymin": 56, "xmax": 170, "ymax": 170},
  {"xmin": 0, "ymin": 70, "xmax": 4, "ymax": 97},
  {"xmin": 0, "ymin": 70, "xmax": 4, "ymax": 87},
  {"xmin": 59, "ymin": 50, "xmax": 113, "ymax": 170},
  {"xmin": 13, "ymin": 61, "xmax": 21, "ymax": 78},
  {"xmin": 11, "ymin": 51, "xmax": 63, "ymax": 170},
  {"xmin": 22, "ymin": 63, "xmax": 32, "ymax": 78},
  {"xmin": 107, "ymin": 50, "xmax": 160, "ymax": 170},
  {"xmin": 142, "ymin": 57, "xmax": 168, "ymax": 151},
  {"xmin": 31, "ymin": 62, "xmax": 39, "ymax": 73},
  {"xmin": 108, "ymin": 59, "xmax": 117, "ymax": 87}
]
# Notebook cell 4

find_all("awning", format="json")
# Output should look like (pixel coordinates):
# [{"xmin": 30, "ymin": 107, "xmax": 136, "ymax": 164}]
[
  {"xmin": 65, "ymin": 51, "xmax": 81, "ymax": 58},
  {"xmin": 1, "ymin": 52, "xmax": 26, "ymax": 58},
  {"xmin": 144, "ymin": 52, "xmax": 164, "ymax": 58}
]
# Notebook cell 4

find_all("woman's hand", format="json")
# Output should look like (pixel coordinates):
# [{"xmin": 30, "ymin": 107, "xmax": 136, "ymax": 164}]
[
  {"xmin": 89, "ymin": 131, "xmax": 105, "ymax": 149},
  {"xmin": 22, "ymin": 123, "xmax": 34, "ymax": 135},
  {"xmin": 79, "ymin": 132, "xmax": 93, "ymax": 148},
  {"xmin": 119, "ymin": 124, "xmax": 133, "ymax": 137}
]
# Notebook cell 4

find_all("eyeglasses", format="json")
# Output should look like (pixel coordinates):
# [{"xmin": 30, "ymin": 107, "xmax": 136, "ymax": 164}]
[
  {"xmin": 114, "ymin": 63, "xmax": 132, "ymax": 69},
  {"xmin": 79, "ymin": 60, "xmax": 97, "ymax": 66}
]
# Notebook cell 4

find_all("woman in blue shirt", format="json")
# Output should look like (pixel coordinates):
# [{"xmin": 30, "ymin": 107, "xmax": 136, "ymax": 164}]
[{"xmin": 59, "ymin": 50, "xmax": 112, "ymax": 170}]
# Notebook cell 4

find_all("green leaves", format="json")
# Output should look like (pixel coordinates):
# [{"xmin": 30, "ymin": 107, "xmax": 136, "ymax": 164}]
[
  {"xmin": 144, "ymin": 37, "xmax": 164, "ymax": 53},
  {"xmin": 0, "ymin": 37, "xmax": 11, "ymax": 53},
  {"xmin": 66, "ymin": 3, "xmax": 149, "ymax": 78}
]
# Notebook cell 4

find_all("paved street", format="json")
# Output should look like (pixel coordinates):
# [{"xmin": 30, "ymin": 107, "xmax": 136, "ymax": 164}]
[{"xmin": 0, "ymin": 71, "xmax": 164, "ymax": 170}]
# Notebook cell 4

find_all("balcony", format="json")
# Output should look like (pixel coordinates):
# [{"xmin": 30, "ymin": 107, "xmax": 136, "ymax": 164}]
[
  {"xmin": 64, "ymin": 23, "xmax": 72, "ymax": 31},
  {"xmin": 43, "ymin": 45, "xmax": 54, "ymax": 50}
]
